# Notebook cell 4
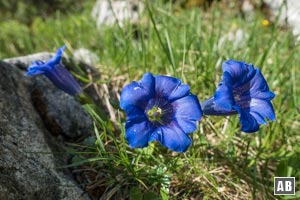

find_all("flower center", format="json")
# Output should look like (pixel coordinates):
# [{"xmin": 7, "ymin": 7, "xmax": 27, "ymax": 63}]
[
  {"xmin": 145, "ymin": 97, "xmax": 174, "ymax": 127},
  {"xmin": 233, "ymin": 83, "xmax": 251, "ymax": 109},
  {"xmin": 147, "ymin": 106, "xmax": 163, "ymax": 122}
]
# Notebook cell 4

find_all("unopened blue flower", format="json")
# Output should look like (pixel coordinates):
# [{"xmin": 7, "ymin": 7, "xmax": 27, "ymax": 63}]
[
  {"xmin": 26, "ymin": 45, "xmax": 82, "ymax": 96},
  {"xmin": 120, "ymin": 73, "xmax": 202, "ymax": 152},
  {"xmin": 202, "ymin": 60, "xmax": 275, "ymax": 132}
]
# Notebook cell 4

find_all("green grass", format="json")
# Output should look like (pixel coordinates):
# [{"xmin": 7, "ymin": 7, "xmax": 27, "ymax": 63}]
[{"xmin": 1, "ymin": 1, "xmax": 300, "ymax": 199}]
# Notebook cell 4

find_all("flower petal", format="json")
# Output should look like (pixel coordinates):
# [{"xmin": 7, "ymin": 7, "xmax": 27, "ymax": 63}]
[
  {"xmin": 45, "ymin": 64, "xmax": 82, "ymax": 95},
  {"xmin": 172, "ymin": 95, "xmax": 202, "ymax": 133},
  {"xmin": 154, "ymin": 75, "xmax": 190, "ymax": 101},
  {"xmin": 222, "ymin": 60, "xmax": 256, "ymax": 86},
  {"xmin": 249, "ymin": 111, "xmax": 266, "ymax": 124},
  {"xmin": 26, "ymin": 60, "xmax": 49, "ymax": 76},
  {"xmin": 249, "ymin": 69, "xmax": 275, "ymax": 100},
  {"xmin": 150, "ymin": 121, "xmax": 192, "ymax": 152},
  {"xmin": 125, "ymin": 118, "xmax": 154, "ymax": 148},
  {"xmin": 48, "ymin": 45, "xmax": 66, "ymax": 66},
  {"xmin": 249, "ymin": 98, "xmax": 276, "ymax": 123},
  {"xmin": 202, "ymin": 97, "xmax": 238, "ymax": 116},
  {"xmin": 26, "ymin": 65, "xmax": 48, "ymax": 76},
  {"xmin": 233, "ymin": 105, "xmax": 259, "ymax": 133},
  {"xmin": 235, "ymin": 97, "xmax": 275, "ymax": 125},
  {"xmin": 120, "ymin": 73, "xmax": 155, "ymax": 109},
  {"xmin": 124, "ymin": 106, "xmax": 146, "ymax": 122},
  {"xmin": 214, "ymin": 74, "xmax": 235, "ymax": 110}
]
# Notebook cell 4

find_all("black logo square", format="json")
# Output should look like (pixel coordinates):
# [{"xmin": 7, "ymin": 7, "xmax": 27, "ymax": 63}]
[{"xmin": 274, "ymin": 177, "xmax": 295, "ymax": 195}]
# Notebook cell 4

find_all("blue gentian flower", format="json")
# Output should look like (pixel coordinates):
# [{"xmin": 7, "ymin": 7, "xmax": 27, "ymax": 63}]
[
  {"xmin": 120, "ymin": 73, "xmax": 202, "ymax": 152},
  {"xmin": 26, "ymin": 45, "xmax": 82, "ymax": 96},
  {"xmin": 202, "ymin": 60, "xmax": 275, "ymax": 132}
]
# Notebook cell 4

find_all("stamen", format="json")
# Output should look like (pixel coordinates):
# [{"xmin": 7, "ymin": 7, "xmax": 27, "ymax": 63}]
[
  {"xmin": 145, "ymin": 97, "xmax": 174, "ymax": 126},
  {"xmin": 147, "ymin": 106, "xmax": 163, "ymax": 122}
]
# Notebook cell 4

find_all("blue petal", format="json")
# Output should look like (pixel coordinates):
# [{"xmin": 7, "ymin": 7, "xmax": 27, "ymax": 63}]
[
  {"xmin": 45, "ymin": 63, "xmax": 82, "ymax": 95},
  {"xmin": 249, "ymin": 111, "xmax": 266, "ymax": 125},
  {"xmin": 249, "ymin": 69, "xmax": 275, "ymax": 100},
  {"xmin": 249, "ymin": 98, "xmax": 276, "ymax": 123},
  {"xmin": 222, "ymin": 60, "xmax": 247, "ymax": 78},
  {"xmin": 154, "ymin": 75, "xmax": 190, "ymax": 101},
  {"xmin": 26, "ymin": 60, "xmax": 49, "ymax": 76},
  {"xmin": 150, "ymin": 121, "xmax": 192, "ymax": 152},
  {"xmin": 120, "ymin": 73, "xmax": 155, "ymax": 109},
  {"xmin": 235, "ymin": 98, "xmax": 275, "ymax": 125},
  {"xmin": 125, "ymin": 118, "xmax": 154, "ymax": 148},
  {"xmin": 124, "ymin": 106, "xmax": 146, "ymax": 122},
  {"xmin": 222, "ymin": 60, "xmax": 256, "ymax": 86},
  {"xmin": 233, "ymin": 105, "xmax": 259, "ymax": 133},
  {"xmin": 202, "ymin": 97, "xmax": 238, "ymax": 116},
  {"xmin": 26, "ymin": 65, "xmax": 48, "ymax": 76},
  {"xmin": 214, "ymin": 73, "xmax": 235, "ymax": 110},
  {"xmin": 48, "ymin": 45, "xmax": 66, "ymax": 66},
  {"xmin": 172, "ymin": 95, "xmax": 202, "ymax": 133}
]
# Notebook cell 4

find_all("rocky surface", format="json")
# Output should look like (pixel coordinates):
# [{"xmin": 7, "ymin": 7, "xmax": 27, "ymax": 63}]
[
  {"xmin": 4, "ymin": 52, "xmax": 54, "ymax": 69},
  {"xmin": 73, "ymin": 48, "xmax": 100, "ymax": 67},
  {"xmin": 31, "ymin": 76, "xmax": 93, "ymax": 139},
  {"xmin": 0, "ymin": 57, "xmax": 92, "ymax": 199}
]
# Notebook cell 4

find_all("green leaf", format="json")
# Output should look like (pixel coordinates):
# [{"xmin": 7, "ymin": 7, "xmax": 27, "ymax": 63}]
[
  {"xmin": 129, "ymin": 187, "xmax": 143, "ymax": 200},
  {"xmin": 143, "ymin": 191, "xmax": 162, "ymax": 200},
  {"xmin": 160, "ymin": 188, "xmax": 169, "ymax": 200}
]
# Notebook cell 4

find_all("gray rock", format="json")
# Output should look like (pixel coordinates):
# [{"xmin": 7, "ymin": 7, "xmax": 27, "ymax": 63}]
[
  {"xmin": 3, "ymin": 52, "xmax": 54, "ymax": 69},
  {"xmin": 0, "ymin": 60, "xmax": 91, "ymax": 199},
  {"xmin": 73, "ymin": 48, "xmax": 100, "ymax": 66},
  {"xmin": 31, "ymin": 76, "xmax": 93, "ymax": 138}
]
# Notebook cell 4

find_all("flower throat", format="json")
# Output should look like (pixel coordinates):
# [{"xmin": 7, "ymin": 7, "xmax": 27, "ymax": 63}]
[
  {"xmin": 145, "ymin": 98, "xmax": 174, "ymax": 126},
  {"xmin": 147, "ymin": 106, "xmax": 163, "ymax": 122}
]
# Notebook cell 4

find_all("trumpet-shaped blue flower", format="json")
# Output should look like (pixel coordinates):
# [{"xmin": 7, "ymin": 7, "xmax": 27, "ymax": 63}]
[
  {"xmin": 202, "ymin": 60, "xmax": 275, "ymax": 132},
  {"xmin": 120, "ymin": 73, "xmax": 202, "ymax": 152},
  {"xmin": 26, "ymin": 45, "xmax": 82, "ymax": 96}
]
